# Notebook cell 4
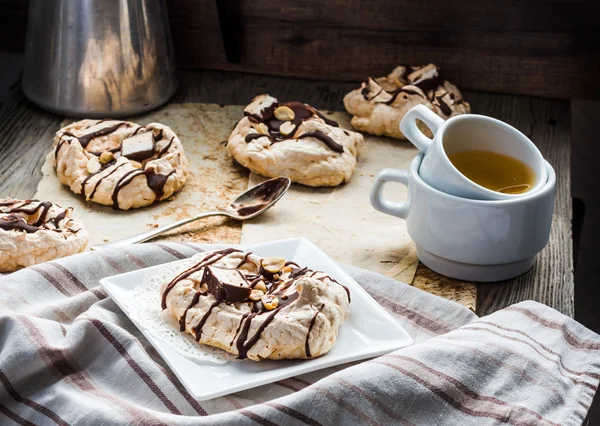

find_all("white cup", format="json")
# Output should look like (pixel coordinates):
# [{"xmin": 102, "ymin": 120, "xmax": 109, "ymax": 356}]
[
  {"xmin": 370, "ymin": 154, "xmax": 556, "ymax": 282},
  {"xmin": 399, "ymin": 105, "xmax": 547, "ymax": 200}
]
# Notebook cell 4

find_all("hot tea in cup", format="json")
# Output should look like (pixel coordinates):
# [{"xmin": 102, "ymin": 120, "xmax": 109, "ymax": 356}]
[{"xmin": 447, "ymin": 150, "xmax": 536, "ymax": 195}]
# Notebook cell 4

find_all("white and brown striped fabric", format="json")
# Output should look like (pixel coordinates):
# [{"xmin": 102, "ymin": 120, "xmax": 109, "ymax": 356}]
[{"xmin": 0, "ymin": 243, "xmax": 598, "ymax": 425}]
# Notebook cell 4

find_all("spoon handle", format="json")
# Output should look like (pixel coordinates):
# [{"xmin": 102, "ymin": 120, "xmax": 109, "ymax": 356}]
[{"xmin": 90, "ymin": 211, "xmax": 227, "ymax": 250}]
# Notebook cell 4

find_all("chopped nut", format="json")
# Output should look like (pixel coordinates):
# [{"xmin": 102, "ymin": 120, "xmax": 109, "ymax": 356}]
[
  {"xmin": 254, "ymin": 123, "xmax": 269, "ymax": 135},
  {"xmin": 249, "ymin": 289, "xmax": 264, "ymax": 301},
  {"xmin": 262, "ymin": 257, "xmax": 286, "ymax": 274},
  {"xmin": 274, "ymin": 106, "xmax": 295, "ymax": 121},
  {"xmin": 253, "ymin": 281, "xmax": 267, "ymax": 293},
  {"xmin": 261, "ymin": 294, "xmax": 279, "ymax": 310},
  {"xmin": 130, "ymin": 160, "xmax": 142, "ymax": 169},
  {"xmin": 282, "ymin": 266, "xmax": 293, "ymax": 274},
  {"xmin": 99, "ymin": 151, "xmax": 114, "ymax": 164},
  {"xmin": 279, "ymin": 121, "xmax": 295, "ymax": 136},
  {"xmin": 86, "ymin": 158, "xmax": 101, "ymax": 174}
]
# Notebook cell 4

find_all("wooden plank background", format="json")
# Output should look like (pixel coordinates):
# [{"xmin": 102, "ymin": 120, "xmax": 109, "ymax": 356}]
[{"xmin": 1, "ymin": 0, "xmax": 599, "ymax": 99}]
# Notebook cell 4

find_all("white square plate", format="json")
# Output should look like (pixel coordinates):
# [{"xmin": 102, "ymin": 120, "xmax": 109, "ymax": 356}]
[{"xmin": 100, "ymin": 238, "xmax": 413, "ymax": 400}]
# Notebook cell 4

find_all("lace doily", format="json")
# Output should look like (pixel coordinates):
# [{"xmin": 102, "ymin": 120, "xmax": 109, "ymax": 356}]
[{"xmin": 126, "ymin": 260, "xmax": 238, "ymax": 365}]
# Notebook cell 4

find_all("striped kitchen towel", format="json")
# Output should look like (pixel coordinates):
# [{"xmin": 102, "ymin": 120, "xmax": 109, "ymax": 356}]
[{"xmin": 0, "ymin": 243, "xmax": 598, "ymax": 425}]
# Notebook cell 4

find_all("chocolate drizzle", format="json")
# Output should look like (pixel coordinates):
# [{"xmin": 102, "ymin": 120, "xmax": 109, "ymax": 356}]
[
  {"xmin": 54, "ymin": 139, "xmax": 68, "ymax": 159},
  {"xmin": 434, "ymin": 94, "xmax": 452, "ymax": 116},
  {"xmin": 158, "ymin": 137, "xmax": 175, "ymax": 157},
  {"xmin": 363, "ymin": 88, "xmax": 383, "ymax": 101},
  {"xmin": 193, "ymin": 300, "xmax": 220, "ymax": 341},
  {"xmin": 243, "ymin": 100, "xmax": 345, "ymax": 153},
  {"xmin": 231, "ymin": 312, "xmax": 251, "ymax": 346},
  {"xmin": 179, "ymin": 291, "xmax": 202, "ymax": 332},
  {"xmin": 10, "ymin": 201, "xmax": 52, "ymax": 226},
  {"xmin": 0, "ymin": 200, "xmax": 74, "ymax": 234},
  {"xmin": 238, "ymin": 252, "xmax": 252, "ymax": 268},
  {"xmin": 290, "ymin": 266, "xmax": 310, "ymax": 279},
  {"xmin": 245, "ymin": 133, "xmax": 268, "ymax": 143},
  {"xmin": 305, "ymin": 304, "xmax": 325, "ymax": 357},
  {"xmin": 49, "ymin": 210, "xmax": 67, "ymax": 228},
  {"xmin": 75, "ymin": 122, "xmax": 126, "ymax": 149},
  {"xmin": 0, "ymin": 214, "xmax": 39, "ymax": 233},
  {"xmin": 145, "ymin": 170, "xmax": 175, "ymax": 200},
  {"xmin": 235, "ymin": 292, "xmax": 300, "ymax": 359},
  {"xmin": 88, "ymin": 163, "xmax": 125, "ymax": 200},
  {"xmin": 317, "ymin": 275, "xmax": 351, "ymax": 303},
  {"xmin": 111, "ymin": 169, "xmax": 144, "ymax": 208},
  {"xmin": 297, "ymin": 131, "xmax": 344, "ymax": 153},
  {"xmin": 111, "ymin": 169, "xmax": 175, "ymax": 208},
  {"xmin": 315, "ymin": 111, "xmax": 339, "ymax": 127},
  {"xmin": 384, "ymin": 87, "xmax": 425, "ymax": 105}
]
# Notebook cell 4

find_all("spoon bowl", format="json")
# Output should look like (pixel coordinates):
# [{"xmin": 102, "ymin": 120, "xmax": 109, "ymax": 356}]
[
  {"xmin": 227, "ymin": 177, "xmax": 291, "ymax": 219},
  {"xmin": 91, "ymin": 177, "xmax": 291, "ymax": 250}
]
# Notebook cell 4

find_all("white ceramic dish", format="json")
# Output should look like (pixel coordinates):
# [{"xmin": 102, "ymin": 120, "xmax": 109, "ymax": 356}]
[{"xmin": 100, "ymin": 238, "xmax": 413, "ymax": 401}]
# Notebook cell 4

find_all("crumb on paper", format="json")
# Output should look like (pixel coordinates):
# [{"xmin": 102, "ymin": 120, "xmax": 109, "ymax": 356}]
[
  {"xmin": 310, "ymin": 200, "xmax": 320, "ymax": 204},
  {"xmin": 147, "ymin": 223, "xmax": 159, "ymax": 228},
  {"xmin": 103, "ymin": 238, "xmax": 109, "ymax": 242}
]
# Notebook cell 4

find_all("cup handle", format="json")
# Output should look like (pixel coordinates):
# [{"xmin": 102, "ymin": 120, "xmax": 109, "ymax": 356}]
[
  {"xmin": 399, "ymin": 104, "xmax": 445, "ymax": 153},
  {"xmin": 370, "ymin": 168, "xmax": 411, "ymax": 219}
]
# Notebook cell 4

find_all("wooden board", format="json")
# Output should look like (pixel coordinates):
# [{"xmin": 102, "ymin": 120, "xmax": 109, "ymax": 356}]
[
  {"xmin": 166, "ymin": 0, "xmax": 600, "ymax": 99},
  {"xmin": 2, "ymin": 0, "xmax": 599, "ymax": 98}
]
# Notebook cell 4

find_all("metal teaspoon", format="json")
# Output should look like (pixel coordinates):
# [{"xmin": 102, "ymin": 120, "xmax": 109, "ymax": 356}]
[{"xmin": 90, "ymin": 177, "xmax": 291, "ymax": 250}]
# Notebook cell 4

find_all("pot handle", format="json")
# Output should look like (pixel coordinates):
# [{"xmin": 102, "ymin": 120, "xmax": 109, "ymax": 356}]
[{"xmin": 370, "ymin": 168, "xmax": 411, "ymax": 219}]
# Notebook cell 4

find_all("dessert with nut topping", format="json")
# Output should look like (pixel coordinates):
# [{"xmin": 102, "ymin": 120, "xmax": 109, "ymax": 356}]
[
  {"xmin": 227, "ymin": 94, "xmax": 363, "ymax": 187},
  {"xmin": 0, "ymin": 199, "xmax": 88, "ymax": 272},
  {"xmin": 160, "ymin": 248, "xmax": 351, "ymax": 360},
  {"xmin": 53, "ymin": 119, "xmax": 189, "ymax": 210},
  {"xmin": 344, "ymin": 64, "xmax": 470, "ymax": 140}
]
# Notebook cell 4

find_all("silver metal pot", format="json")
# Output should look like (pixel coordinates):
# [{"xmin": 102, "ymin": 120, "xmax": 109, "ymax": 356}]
[{"xmin": 23, "ymin": 0, "xmax": 177, "ymax": 117}]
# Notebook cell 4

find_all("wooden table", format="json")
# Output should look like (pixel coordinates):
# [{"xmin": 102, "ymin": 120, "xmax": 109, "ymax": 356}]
[{"xmin": 0, "ymin": 66, "xmax": 574, "ymax": 317}]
